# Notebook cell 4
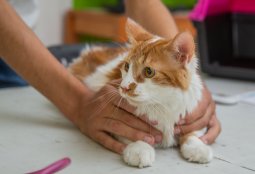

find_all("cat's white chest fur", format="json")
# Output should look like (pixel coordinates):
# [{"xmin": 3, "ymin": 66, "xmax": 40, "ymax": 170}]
[
  {"xmin": 135, "ymin": 104, "xmax": 178, "ymax": 147},
  {"xmin": 133, "ymin": 68, "xmax": 203, "ymax": 148}
]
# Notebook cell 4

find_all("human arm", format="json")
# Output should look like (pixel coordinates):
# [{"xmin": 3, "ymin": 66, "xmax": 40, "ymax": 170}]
[
  {"xmin": 124, "ymin": 0, "xmax": 178, "ymax": 39},
  {"xmin": 0, "ymin": 0, "xmax": 161, "ymax": 154},
  {"xmin": 0, "ymin": 0, "xmax": 86, "ymax": 123}
]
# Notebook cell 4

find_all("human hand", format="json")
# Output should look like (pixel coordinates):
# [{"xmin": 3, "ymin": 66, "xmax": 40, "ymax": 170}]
[
  {"xmin": 76, "ymin": 82, "xmax": 162, "ymax": 154},
  {"xmin": 174, "ymin": 85, "xmax": 221, "ymax": 144}
]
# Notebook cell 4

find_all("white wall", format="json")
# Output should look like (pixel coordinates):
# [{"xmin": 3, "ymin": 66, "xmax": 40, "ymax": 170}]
[{"xmin": 34, "ymin": 0, "xmax": 72, "ymax": 46}]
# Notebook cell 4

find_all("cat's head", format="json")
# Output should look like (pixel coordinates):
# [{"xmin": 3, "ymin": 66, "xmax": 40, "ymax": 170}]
[{"xmin": 119, "ymin": 18, "xmax": 197, "ymax": 106}]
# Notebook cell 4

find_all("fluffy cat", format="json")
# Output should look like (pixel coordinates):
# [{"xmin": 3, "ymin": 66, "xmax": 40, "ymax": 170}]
[{"xmin": 68, "ymin": 18, "xmax": 213, "ymax": 168}]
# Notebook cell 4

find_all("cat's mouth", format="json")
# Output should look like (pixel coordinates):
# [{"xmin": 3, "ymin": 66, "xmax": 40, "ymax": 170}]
[{"xmin": 119, "ymin": 89, "xmax": 146, "ymax": 106}]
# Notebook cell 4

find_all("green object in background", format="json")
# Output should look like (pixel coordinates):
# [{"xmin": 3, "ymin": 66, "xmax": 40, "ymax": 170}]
[
  {"xmin": 162, "ymin": 0, "xmax": 197, "ymax": 9},
  {"xmin": 73, "ymin": 0, "xmax": 197, "ymax": 10},
  {"xmin": 72, "ymin": 0, "xmax": 197, "ymax": 42},
  {"xmin": 73, "ymin": 0, "xmax": 118, "ymax": 10}
]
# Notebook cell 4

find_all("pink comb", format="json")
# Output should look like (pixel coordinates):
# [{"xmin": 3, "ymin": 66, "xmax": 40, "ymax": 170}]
[{"xmin": 26, "ymin": 157, "xmax": 71, "ymax": 174}]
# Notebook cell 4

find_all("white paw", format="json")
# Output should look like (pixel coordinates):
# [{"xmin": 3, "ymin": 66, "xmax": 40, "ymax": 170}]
[
  {"xmin": 181, "ymin": 136, "xmax": 213, "ymax": 163},
  {"xmin": 123, "ymin": 140, "xmax": 155, "ymax": 168}
]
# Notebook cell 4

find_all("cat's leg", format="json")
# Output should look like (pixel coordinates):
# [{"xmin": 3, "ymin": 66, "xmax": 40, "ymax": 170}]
[
  {"xmin": 179, "ymin": 133, "xmax": 213, "ymax": 163},
  {"xmin": 159, "ymin": 129, "xmax": 177, "ymax": 148},
  {"xmin": 123, "ymin": 140, "xmax": 155, "ymax": 168}
]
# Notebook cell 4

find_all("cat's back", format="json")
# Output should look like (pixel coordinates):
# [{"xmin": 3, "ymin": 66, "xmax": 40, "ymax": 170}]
[
  {"xmin": 69, "ymin": 45, "xmax": 127, "ymax": 80},
  {"xmin": 69, "ymin": 45, "xmax": 128, "ymax": 91}
]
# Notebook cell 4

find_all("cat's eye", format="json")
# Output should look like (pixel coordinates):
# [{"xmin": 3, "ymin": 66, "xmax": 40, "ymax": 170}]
[
  {"xmin": 143, "ymin": 67, "xmax": 155, "ymax": 78},
  {"xmin": 124, "ymin": 62, "xmax": 129, "ymax": 72}
]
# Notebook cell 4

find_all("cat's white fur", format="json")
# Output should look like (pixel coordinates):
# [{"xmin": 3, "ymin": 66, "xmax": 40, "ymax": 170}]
[{"xmin": 83, "ymin": 38, "xmax": 213, "ymax": 167}]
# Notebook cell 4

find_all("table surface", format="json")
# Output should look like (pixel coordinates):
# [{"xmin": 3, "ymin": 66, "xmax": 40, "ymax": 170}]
[{"xmin": 1, "ymin": 76, "xmax": 255, "ymax": 174}]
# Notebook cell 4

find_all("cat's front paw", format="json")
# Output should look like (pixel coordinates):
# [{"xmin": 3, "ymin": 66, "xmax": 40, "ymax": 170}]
[
  {"xmin": 181, "ymin": 136, "xmax": 213, "ymax": 163},
  {"xmin": 123, "ymin": 140, "xmax": 155, "ymax": 168}
]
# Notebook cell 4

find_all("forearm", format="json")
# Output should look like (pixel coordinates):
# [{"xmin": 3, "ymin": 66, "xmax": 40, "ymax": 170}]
[
  {"xmin": 0, "ymin": 0, "xmax": 89, "ymax": 124},
  {"xmin": 124, "ymin": 0, "xmax": 178, "ymax": 38}
]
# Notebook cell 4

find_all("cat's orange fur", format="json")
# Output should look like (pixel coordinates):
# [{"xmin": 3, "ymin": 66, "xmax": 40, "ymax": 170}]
[{"xmin": 69, "ymin": 47, "xmax": 126, "ymax": 81}]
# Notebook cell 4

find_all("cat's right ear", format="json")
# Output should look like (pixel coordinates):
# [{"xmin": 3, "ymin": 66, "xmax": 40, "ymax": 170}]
[
  {"xmin": 167, "ymin": 32, "xmax": 195, "ymax": 65},
  {"xmin": 125, "ymin": 18, "xmax": 153, "ymax": 44}
]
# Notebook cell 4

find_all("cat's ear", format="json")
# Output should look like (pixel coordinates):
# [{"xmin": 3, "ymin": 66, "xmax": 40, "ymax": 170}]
[
  {"xmin": 125, "ymin": 18, "xmax": 153, "ymax": 43},
  {"xmin": 167, "ymin": 32, "xmax": 195, "ymax": 65}
]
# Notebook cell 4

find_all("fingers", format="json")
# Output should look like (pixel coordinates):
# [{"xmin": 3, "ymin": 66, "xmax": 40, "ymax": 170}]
[
  {"xmin": 113, "ymin": 97, "xmax": 137, "ymax": 115},
  {"xmin": 112, "ymin": 109, "xmax": 161, "ymax": 135},
  {"xmin": 200, "ymin": 114, "xmax": 221, "ymax": 144},
  {"xmin": 113, "ymin": 97, "xmax": 158, "ymax": 126},
  {"xmin": 103, "ymin": 118, "xmax": 156, "ymax": 145},
  {"xmin": 93, "ymin": 132, "xmax": 126, "ymax": 154},
  {"xmin": 104, "ymin": 108, "xmax": 162, "ymax": 144},
  {"xmin": 139, "ymin": 115, "xmax": 158, "ymax": 126},
  {"xmin": 175, "ymin": 100, "xmax": 215, "ymax": 135}
]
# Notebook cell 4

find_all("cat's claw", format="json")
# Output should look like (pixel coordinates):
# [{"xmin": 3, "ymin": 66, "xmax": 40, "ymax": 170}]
[
  {"xmin": 181, "ymin": 136, "xmax": 213, "ymax": 163},
  {"xmin": 123, "ymin": 141, "xmax": 155, "ymax": 168}
]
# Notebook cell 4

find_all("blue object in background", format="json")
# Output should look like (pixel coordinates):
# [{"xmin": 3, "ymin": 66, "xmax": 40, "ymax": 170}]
[{"xmin": 0, "ymin": 59, "xmax": 28, "ymax": 88}]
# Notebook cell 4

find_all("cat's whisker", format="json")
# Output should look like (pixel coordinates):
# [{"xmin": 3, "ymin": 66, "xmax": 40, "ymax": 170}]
[
  {"xmin": 112, "ymin": 96, "xmax": 124, "ymax": 118},
  {"xmin": 109, "ymin": 82, "xmax": 121, "ymax": 87},
  {"xmin": 142, "ymin": 105, "xmax": 153, "ymax": 136},
  {"xmin": 88, "ymin": 93, "xmax": 119, "ymax": 119},
  {"xmin": 87, "ymin": 90, "xmax": 119, "ymax": 104},
  {"xmin": 150, "ymin": 97, "xmax": 170, "ymax": 112}
]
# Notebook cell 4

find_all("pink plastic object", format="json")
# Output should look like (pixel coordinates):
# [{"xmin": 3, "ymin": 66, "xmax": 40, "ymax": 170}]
[
  {"xmin": 189, "ymin": 0, "xmax": 231, "ymax": 21},
  {"xmin": 232, "ymin": 0, "xmax": 255, "ymax": 14},
  {"xmin": 26, "ymin": 157, "xmax": 71, "ymax": 174},
  {"xmin": 190, "ymin": 0, "xmax": 255, "ymax": 21}
]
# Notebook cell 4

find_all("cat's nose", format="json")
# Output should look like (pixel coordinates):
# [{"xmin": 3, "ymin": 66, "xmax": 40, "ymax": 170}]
[{"xmin": 120, "ymin": 86, "xmax": 131, "ymax": 93}]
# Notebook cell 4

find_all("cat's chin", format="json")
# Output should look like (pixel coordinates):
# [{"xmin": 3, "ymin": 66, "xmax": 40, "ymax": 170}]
[
  {"xmin": 126, "ymin": 98, "xmax": 141, "ymax": 106},
  {"xmin": 124, "ymin": 96, "xmax": 149, "ymax": 107},
  {"xmin": 120, "ymin": 93, "xmax": 141, "ymax": 106}
]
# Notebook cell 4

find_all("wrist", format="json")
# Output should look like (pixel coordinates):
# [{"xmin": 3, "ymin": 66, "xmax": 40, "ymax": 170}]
[{"xmin": 70, "ymin": 84, "xmax": 93, "ymax": 127}]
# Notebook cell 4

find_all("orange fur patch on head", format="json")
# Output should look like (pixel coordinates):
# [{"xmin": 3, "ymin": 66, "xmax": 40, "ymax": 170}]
[
  {"xmin": 128, "ymin": 82, "xmax": 137, "ymax": 91},
  {"xmin": 120, "ymin": 82, "xmax": 138, "ymax": 97},
  {"xmin": 125, "ymin": 37, "xmax": 193, "ymax": 90},
  {"xmin": 126, "ymin": 18, "xmax": 153, "ymax": 44},
  {"xmin": 106, "ymin": 61, "xmax": 123, "ymax": 81}
]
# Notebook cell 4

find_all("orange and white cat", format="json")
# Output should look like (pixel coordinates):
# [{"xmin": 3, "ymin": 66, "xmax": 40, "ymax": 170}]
[{"xmin": 69, "ymin": 19, "xmax": 213, "ymax": 168}]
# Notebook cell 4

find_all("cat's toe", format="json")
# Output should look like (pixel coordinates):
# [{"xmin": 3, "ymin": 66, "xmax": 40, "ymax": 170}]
[
  {"xmin": 181, "ymin": 136, "xmax": 213, "ymax": 163},
  {"xmin": 123, "ymin": 140, "xmax": 155, "ymax": 168}
]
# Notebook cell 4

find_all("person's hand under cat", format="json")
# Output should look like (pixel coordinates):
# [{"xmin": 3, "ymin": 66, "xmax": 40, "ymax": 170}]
[
  {"xmin": 174, "ymin": 86, "xmax": 221, "ymax": 144},
  {"xmin": 77, "ymin": 81, "xmax": 162, "ymax": 154}
]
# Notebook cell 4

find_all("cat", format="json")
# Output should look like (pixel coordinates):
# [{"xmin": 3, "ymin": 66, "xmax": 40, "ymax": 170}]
[{"xmin": 68, "ymin": 18, "xmax": 213, "ymax": 168}]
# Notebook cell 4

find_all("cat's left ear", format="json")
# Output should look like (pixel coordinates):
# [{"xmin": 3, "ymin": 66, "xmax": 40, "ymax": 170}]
[
  {"xmin": 167, "ymin": 32, "xmax": 195, "ymax": 65},
  {"xmin": 125, "ymin": 18, "xmax": 153, "ymax": 44}
]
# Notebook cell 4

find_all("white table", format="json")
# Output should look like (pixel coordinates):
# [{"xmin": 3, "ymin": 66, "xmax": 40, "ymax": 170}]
[{"xmin": 0, "ymin": 77, "xmax": 255, "ymax": 174}]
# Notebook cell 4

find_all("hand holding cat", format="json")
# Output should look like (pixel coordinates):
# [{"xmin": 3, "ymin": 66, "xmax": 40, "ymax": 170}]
[
  {"xmin": 175, "ymin": 86, "xmax": 221, "ymax": 144},
  {"xmin": 76, "ymin": 82, "xmax": 162, "ymax": 154}
]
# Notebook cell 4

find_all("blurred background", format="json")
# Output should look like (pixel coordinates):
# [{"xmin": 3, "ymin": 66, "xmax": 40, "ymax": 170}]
[
  {"xmin": 32, "ymin": 0, "xmax": 196, "ymax": 46},
  {"xmin": 9, "ymin": 0, "xmax": 255, "ymax": 84}
]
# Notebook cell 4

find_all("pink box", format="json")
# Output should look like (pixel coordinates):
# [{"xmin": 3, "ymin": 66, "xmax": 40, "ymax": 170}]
[{"xmin": 190, "ymin": 0, "xmax": 255, "ymax": 21}]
